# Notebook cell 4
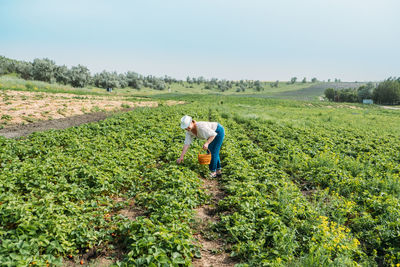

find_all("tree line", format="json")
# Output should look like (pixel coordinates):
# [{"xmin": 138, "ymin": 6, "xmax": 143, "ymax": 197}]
[
  {"xmin": 324, "ymin": 78, "xmax": 400, "ymax": 105},
  {"xmin": 288, "ymin": 77, "xmax": 318, "ymax": 84},
  {"xmin": 0, "ymin": 56, "xmax": 176, "ymax": 90},
  {"xmin": 0, "ymin": 55, "xmax": 270, "ymax": 92},
  {"xmin": 0, "ymin": 55, "xmax": 322, "ymax": 93}
]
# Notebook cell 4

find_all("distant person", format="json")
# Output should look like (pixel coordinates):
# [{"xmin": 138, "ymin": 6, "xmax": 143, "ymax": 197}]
[{"xmin": 177, "ymin": 115, "xmax": 225, "ymax": 178}]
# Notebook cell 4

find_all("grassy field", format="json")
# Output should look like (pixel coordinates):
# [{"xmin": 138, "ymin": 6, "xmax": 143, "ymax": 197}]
[
  {"xmin": 0, "ymin": 76, "xmax": 399, "ymax": 266},
  {"xmin": 0, "ymin": 75, "xmax": 325, "ymax": 98},
  {"xmin": 1, "ymin": 74, "xmax": 368, "ymax": 103}
]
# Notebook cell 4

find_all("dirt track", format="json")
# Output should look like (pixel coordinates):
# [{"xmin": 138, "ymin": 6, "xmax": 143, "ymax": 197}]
[{"xmin": 0, "ymin": 110, "xmax": 126, "ymax": 139}]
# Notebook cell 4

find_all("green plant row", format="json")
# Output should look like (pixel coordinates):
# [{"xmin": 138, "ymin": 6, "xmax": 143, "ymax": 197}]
[
  {"xmin": 209, "ymin": 110, "xmax": 374, "ymax": 266},
  {"xmin": 236, "ymin": 116, "xmax": 400, "ymax": 265},
  {"xmin": 0, "ymin": 105, "xmax": 211, "ymax": 266}
]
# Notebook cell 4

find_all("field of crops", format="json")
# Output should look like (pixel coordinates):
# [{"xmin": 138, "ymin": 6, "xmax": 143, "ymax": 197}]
[{"xmin": 1, "ymin": 95, "xmax": 400, "ymax": 266}]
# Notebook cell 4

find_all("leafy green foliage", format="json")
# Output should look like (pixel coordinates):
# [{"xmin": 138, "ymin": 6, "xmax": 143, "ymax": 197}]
[
  {"xmin": 69, "ymin": 65, "xmax": 91, "ymax": 88},
  {"xmin": 357, "ymin": 82, "xmax": 375, "ymax": 101},
  {"xmin": 222, "ymin": 112, "xmax": 400, "ymax": 265},
  {"xmin": 324, "ymin": 88, "xmax": 335, "ymax": 101},
  {"xmin": 0, "ymin": 106, "xmax": 208, "ymax": 266},
  {"xmin": 373, "ymin": 77, "xmax": 400, "ymax": 105},
  {"xmin": 208, "ymin": 112, "xmax": 372, "ymax": 266},
  {"xmin": 1, "ymin": 92, "xmax": 399, "ymax": 266},
  {"xmin": 32, "ymin": 58, "xmax": 56, "ymax": 83}
]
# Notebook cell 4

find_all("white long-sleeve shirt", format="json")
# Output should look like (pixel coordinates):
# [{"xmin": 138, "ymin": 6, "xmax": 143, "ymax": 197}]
[{"xmin": 184, "ymin": 121, "xmax": 218, "ymax": 145}]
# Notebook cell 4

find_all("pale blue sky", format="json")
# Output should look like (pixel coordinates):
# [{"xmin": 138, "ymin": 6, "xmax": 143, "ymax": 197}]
[{"xmin": 1, "ymin": 0, "xmax": 399, "ymax": 81}]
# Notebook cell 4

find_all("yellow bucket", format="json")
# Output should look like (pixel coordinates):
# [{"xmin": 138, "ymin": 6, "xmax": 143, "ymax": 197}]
[{"xmin": 198, "ymin": 149, "xmax": 211, "ymax": 165}]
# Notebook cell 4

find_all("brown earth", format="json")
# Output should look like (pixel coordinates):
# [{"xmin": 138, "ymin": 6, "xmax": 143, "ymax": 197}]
[
  {"xmin": 0, "ymin": 110, "xmax": 122, "ymax": 138},
  {"xmin": 0, "ymin": 90, "xmax": 157, "ymax": 125},
  {"xmin": 193, "ymin": 178, "xmax": 236, "ymax": 267},
  {"xmin": 0, "ymin": 90, "xmax": 183, "ymax": 138}
]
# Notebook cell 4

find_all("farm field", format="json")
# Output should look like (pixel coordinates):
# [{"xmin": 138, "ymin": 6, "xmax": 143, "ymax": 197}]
[
  {"xmin": 1, "ymin": 74, "xmax": 352, "ymax": 101},
  {"xmin": 0, "ymin": 82, "xmax": 400, "ymax": 266},
  {"xmin": 0, "ymin": 76, "xmax": 184, "ymax": 131},
  {"xmin": 0, "ymin": 89, "xmax": 157, "ymax": 125}
]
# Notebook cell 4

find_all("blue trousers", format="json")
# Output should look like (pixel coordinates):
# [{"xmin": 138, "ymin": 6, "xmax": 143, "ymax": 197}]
[{"xmin": 208, "ymin": 124, "xmax": 225, "ymax": 172}]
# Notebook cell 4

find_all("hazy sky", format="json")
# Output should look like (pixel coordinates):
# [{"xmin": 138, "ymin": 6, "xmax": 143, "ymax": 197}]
[{"xmin": 1, "ymin": 0, "xmax": 399, "ymax": 81}]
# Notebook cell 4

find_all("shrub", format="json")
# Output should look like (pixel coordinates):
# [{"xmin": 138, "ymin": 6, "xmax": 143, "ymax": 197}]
[
  {"xmin": 32, "ymin": 58, "xmax": 56, "ymax": 83},
  {"xmin": 357, "ymin": 82, "xmax": 375, "ymax": 102},
  {"xmin": 372, "ymin": 77, "xmax": 400, "ymax": 105},
  {"xmin": 324, "ymin": 88, "xmax": 335, "ymax": 101},
  {"xmin": 69, "ymin": 65, "xmax": 91, "ymax": 88}
]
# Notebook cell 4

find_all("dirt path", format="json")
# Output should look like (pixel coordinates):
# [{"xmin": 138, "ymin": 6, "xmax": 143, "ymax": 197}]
[
  {"xmin": 193, "ymin": 178, "xmax": 235, "ymax": 267},
  {"xmin": 0, "ymin": 110, "xmax": 122, "ymax": 138},
  {"xmin": 382, "ymin": 105, "xmax": 400, "ymax": 110}
]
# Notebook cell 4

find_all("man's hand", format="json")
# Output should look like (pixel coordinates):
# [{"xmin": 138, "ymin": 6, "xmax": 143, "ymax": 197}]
[{"xmin": 177, "ymin": 157, "xmax": 184, "ymax": 164}]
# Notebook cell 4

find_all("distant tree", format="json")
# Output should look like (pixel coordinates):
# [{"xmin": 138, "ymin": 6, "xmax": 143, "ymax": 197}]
[
  {"xmin": 69, "ymin": 65, "xmax": 91, "ymax": 87},
  {"xmin": 32, "ymin": 58, "xmax": 56, "ymax": 83},
  {"xmin": 373, "ymin": 77, "xmax": 400, "ymax": 105},
  {"xmin": 302, "ymin": 77, "xmax": 306, "ymax": 83},
  {"xmin": 54, "ymin": 65, "xmax": 70, "ymax": 85},
  {"xmin": 336, "ymin": 88, "xmax": 358, "ymax": 102},
  {"xmin": 134, "ymin": 79, "xmax": 143, "ymax": 90},
  {"xmin": 311, "ymin": 77, "xmax": 317, "ymax": 83},
  {"xmin": 290, "ymin": 77, "xmax": 297, "ymax": 84},
  {"xmin": 254, "ymin": 80, "xmax": 263, "ymax": 91},
  {"xmin": 357, "ymin": 82, "xmax": 375, "ymax": 102},
  {"xmin": 126, "ymin": 71, "xmax": 143, "ymax": 89},
  {"xmin": 93, "ymin": 71, "xmax": 120, "ymax": 89},
  {"xmin": 118, "ymin": 74, "xmax": 128, "ymax": 88},
  {"xmin": 270, "ymin": 80, "xmax": 279, "ymax": 88},
  {"xmin": 328, "ymin": 79, "xmax": 331, "ymax": 82},
  {"xmin": 217, "ymin": 80, "xmax": 229, "ymax": 92},
  {"xmin": 163, "ymin": 75, "xmax": 175, "ymax": 84},
  {"xmin": 227, "ymin": 80, "xmax": 234, "ymax": 89},
  {"xmin": 197, "ymin": 76, "xmax": 205, "ymax": 84},
  {"xmin": 210, "ymin": 78, "xmax": 218, "ymax": 88},
  {"xmin": 324, "ymin": 88, "xmax": 335, "ymax": 101},
  {"xmin": 0, "ymin": 56, "xmax": 14, "ymax": 75},
  {"xmin": 154, "ymin": 80, "xmax": 166, "ymax": 90},
  {"xmin": 15, "ymin": 61, "xmax": 33, "ymax": 80}
]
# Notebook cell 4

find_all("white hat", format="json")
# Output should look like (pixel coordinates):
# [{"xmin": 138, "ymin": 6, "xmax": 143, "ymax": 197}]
[{"xmin": 180, "ymin": 115, "xmax": 192, "ymax": 129}]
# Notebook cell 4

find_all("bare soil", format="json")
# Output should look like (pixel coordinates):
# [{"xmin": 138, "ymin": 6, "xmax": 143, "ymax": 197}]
[
  {"xmin": 0, "ymin": 90, "xmax": 157, "ymax": 124},
  {"xmin": 0, "ymin": 90, "xmax": 183, "ymax": 138},
  {"xmin": 382, "ymin": 105, "xmax": 400, "ymax": 110},
  {"xmin": 0, "ymin": 110, "xmax": 120, "ymax": 138},
  {"xmin": 193, "ymin": 178, "xmax": 236, "ymax": 267}
]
